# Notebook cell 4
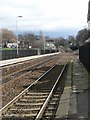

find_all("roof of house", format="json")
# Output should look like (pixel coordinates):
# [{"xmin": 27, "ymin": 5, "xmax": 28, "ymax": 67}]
[{"xmin": 85, "ymin": 37, "xmax": 90, "ymax": 43}]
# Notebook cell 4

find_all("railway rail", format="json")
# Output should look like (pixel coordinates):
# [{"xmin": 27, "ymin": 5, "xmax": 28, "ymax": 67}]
[
  {"xmin": 2, "ymin": 54, "xmax": 66, "ymax": 107},
  {"xmin": 1, "ymin": 59, "xmax": 68, "ymax": 119},
  {"xmin": 2, "ymin": 57, "xmax": 54, "ymax": 84},
  {"xmin": 2, "ymin": 55, "xmax": 57, "ymax": 80}
]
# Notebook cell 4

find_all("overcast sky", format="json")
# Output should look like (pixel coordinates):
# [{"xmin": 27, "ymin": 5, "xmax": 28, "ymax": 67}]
[{"xmin": 0, "ymin": 0, "xmax": 89, "ymax": 38}]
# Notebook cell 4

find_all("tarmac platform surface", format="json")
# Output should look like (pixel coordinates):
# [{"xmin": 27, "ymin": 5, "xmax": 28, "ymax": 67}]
[
  {"xmin": 56, "ymin": 59, "xmax": 89, "ymax": 119},
  {"xmin": 0, "ymin": 52, "xmax": 60, "ymax": 67}
]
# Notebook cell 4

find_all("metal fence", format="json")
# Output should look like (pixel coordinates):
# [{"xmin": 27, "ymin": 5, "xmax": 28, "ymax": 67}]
[
  {"xmin": 79, "ymin": 41, "xmax": 90, "ymax": 73},
  {"xmin": 1, "ymin": 49, "xmax": 57, "ymax": 60},
  {"xmin": 1, "ymin": 50, "xmax": 37, "ymax": 60}
]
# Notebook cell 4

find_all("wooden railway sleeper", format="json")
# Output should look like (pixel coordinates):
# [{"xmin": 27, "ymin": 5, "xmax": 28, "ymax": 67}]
[{"xmin": 1, "ymin": 59, "xmax": 64, "ymax": 119}]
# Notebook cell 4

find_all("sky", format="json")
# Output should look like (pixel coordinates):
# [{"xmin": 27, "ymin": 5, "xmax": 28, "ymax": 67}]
[{"xmin": 0, "ymin": 0, "xmax": 89, "ymax": 38}]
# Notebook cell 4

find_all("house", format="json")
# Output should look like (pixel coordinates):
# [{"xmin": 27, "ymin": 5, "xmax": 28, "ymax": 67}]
[
  {"xmin": 45, "ymin": 37, "xmax": 56, "ymax": 50},
  {"xmin": 7, "ymin": 43, "xmax": 17, "ymax": 48}
]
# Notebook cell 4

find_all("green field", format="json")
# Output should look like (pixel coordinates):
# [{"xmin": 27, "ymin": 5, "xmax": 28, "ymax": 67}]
[{"xmin": 0, "ymin": 48, "xmax": 16, "ymax": 50}]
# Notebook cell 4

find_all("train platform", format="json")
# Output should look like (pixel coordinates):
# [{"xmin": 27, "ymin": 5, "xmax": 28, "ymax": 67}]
[
  {"xmin": 56, "ymin": 59, "xmax": 89, "ymax": 119},
  {"xmin": 0, "ymin": 52, "xmax": 60, "ymax": 67}
]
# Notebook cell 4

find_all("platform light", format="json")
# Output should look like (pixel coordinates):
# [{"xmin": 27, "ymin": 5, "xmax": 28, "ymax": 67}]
[{"xmin": 16, "ymin": 16, "xmax": 22, "ymax": 57}]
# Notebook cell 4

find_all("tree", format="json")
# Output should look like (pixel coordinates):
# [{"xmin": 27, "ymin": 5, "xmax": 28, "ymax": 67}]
[
  {"xmin": 67, "ymin": 35, "xmax": 76, "ymax": 45},
  {"xmin": 33, "ymin": 31, "xmax": 46, "ymax": 50},
  {"xmin": 18, "ymin": 32, "xmax": 36, "ymax": 49},
  {"xmin": 76, "ymin": 29, "xmax": 88, "ymax": 45},
  {"xmin": 54, "ymin": 37, "xmax": 66, "ymax": 48},
  {"xmin": 1, "ymin": 28, "xmax": 16, "ymax": 46}
]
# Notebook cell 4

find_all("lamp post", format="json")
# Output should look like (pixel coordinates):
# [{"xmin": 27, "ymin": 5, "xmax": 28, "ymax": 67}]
[{"xmin": 16, "ymin": 16, "xmax": 22, "ymax": 57}]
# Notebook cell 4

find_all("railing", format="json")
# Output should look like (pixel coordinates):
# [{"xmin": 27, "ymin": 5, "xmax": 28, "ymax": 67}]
[{"xmin": 79, "ymin": 41, "xmax": 90, "ymax": 73}]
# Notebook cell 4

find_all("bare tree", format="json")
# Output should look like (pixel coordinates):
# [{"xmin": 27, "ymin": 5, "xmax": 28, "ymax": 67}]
[
  {"xmin": 1, "ymin": 28, "xmax": 16, "ymax": 46},
  {"xmin": 18, "ymin": 32, "xmax": 36, "ymax": 49}
]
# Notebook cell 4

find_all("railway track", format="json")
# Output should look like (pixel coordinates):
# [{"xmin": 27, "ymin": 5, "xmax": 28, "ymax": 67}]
[
  {"xmin": 1, "ymin": 60, "xmax": 68, "ymax": 119},
  {"xmin": 2, "ymin": 55, "xmax": 60, "ymax": 84},
  {"xmin": 2, "ymin": 54, "xmax": 68, "ymax": 107},
  {"xmin": 2, "ymin": 58, "xmax": 52, "ymax": 84}
]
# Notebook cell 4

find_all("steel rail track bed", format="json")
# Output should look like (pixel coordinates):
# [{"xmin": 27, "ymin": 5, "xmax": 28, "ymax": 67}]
[
  {"xmin": 1, "ymin": 59, "xmax": 68, "ymax": 119},
  {"xmin": 2, "ymin": 55, "xmax": 65, "ymax": 108},
  {"xmin": 2, "ymin": 57, "xmax": 54, "ymax": 84}
]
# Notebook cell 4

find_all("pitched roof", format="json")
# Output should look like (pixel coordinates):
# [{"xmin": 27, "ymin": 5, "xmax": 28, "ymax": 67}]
[{"xmin": 85, "ymin": 37, "xmax": 90, "ymax": 43}]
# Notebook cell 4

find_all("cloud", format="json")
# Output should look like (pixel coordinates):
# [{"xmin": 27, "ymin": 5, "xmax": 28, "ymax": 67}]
[{"xmin": 0, "ymin": 0, "xmax": 88, "ymax": 36}]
